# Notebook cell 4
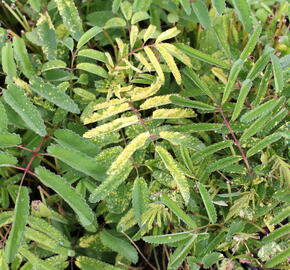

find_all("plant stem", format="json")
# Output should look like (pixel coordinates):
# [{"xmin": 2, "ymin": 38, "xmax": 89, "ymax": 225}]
[{"xmin": 218, "ymin": 105, "xmax": 252, "ymax": 173}]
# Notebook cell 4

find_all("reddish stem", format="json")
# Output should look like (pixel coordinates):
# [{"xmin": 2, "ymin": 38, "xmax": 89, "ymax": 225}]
[{"xmin": 218, "ymin": 106, "xmax": 252, "ymax": 173}]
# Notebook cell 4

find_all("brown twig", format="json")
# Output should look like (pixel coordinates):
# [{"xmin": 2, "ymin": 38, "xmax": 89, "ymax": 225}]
[{"xmin": 121, "ymin": 232, "xmax": 157, "ymax": 270}]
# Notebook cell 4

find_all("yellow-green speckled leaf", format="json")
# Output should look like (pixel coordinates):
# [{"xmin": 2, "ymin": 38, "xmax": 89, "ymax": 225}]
[
  {"xmin": 153, "ymin": 108, "xmax": 196, "ymax": 119},
  {"xmin": 156, "ymin": 145, "xmax": 190, "ymax": 204},
  {"xmin": 83, "ymin": 115, "xmax": 139, "ymax": 138},
  {"xmin": 54, "ymin": 0, "xmax": 83, "ymax": 40},
  {"xmin": 108, "ymin": 132, "xmax": 149, "ymax": 175}
]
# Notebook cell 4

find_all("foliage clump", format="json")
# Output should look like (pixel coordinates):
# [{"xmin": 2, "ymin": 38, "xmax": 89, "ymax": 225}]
[{"xmin": 0, "ymin": 0, "xmax": 289, "ymax": 269}]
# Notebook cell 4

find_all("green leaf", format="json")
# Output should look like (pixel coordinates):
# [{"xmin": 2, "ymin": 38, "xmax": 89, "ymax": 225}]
[
  {"xmin": 0, "ymin": 152, "xmax": 18, "ymax": 166},
  {"xmin": 201, "ymin": 252, "xmax": 223, "ymax": 268},
  {"xmin": 77, "ymin": 49, "xmax": 107, "ymax": 63},
  {"xmin": 19, "ymin": 248, "xmax": 58, "ymax": 270},
  {"xmin": 247, "ymin": 47, "xmax": 273, "ymax": 80},
  {"xmin": 133, "ymin": 0, "xmax": 151, "ymax": 12},
  {"xmin": 259, "ymin": 108, "xmax": 287, "ymax": 135},
  {"xmin": 1, "ymin": 42, "xmax": 17, "ymax": 80},
  {"xmin": 206, "ymin": 156, "xmax": 242, "ymax": 173},
  {"xmin": 28, "ymin": 216, "xmax": 71, "ymax": 248},
  {"xmin": 76, "ymin": 63, "xmax": 108, "ymax": 78},
  {"xmin": 265, "ymin": 247, "xmax": 290, "ymax": 268},
  {"xmin": 143, "ymin": 231, "xmax": 192, "ymax": 244},
  {"xmin": 232, "ymin": 0, "xmax": 253, "ymax": 33},
  {"xmin": 41, "ymin": 60, "xmax": 67, "ymax": 72},
  {"xmin": 12, "ymin": 36, "xmax": 35, "ymax": 78},
  {"xmin": 54, "ymin": 0, "xmax": 84, "ymax": 40},
  {"xmin": 191, "ymin": 0, "xmax": 211, "ymax": 29},
  {"xmin": 35, "ymin": 166, "xmax": 97, "ymax": 232},
  {"xmin": 252, "ymin": 65, "xmax": 272, "ymax": 106},
  {"xmin": 3, "ymin": 85, "xmax": 46, "ymax": 136},
  {"xmin": 53, "ymin": 129, "xmax": 100, "ymax": 157},
  {"xmin": 112, "ymin": 0, "xmax": 122, "ymax": 13},
  {"xmin": 30, "ymin": 77, "xmax": 80, "ymax": 113},
  {"xmin": 212, "ymin": 0, "xmax": 225, "ymax": 14},
  {"xmin": 168, "ymin": 236, "xmax": 197, "ymax": 270},
  {"xmin": 24, "ymin": 227, "xmax": 74, "ymax": 256},
  {"xmin": 104, "ymin": 17, "xmax": 127, "ymax": 29},
  {"xmin": 4, "ymin": 187, "xmax": 29, "ymax": 263},
  {"xmin": 0, "ymin": 133, "xmax": 21, "ymax": 147},
  {"xmin": 231, "ymin": 79, "xmax": 252, "ymax": 121},
  {"xmin": 183, "ymin": 67, "xmax": 216, "ymax": 101},
  {"xmin": 77, "ymin": 26, "xmax": 102, "ymax": 49},
  {"xmin": 89, "ymin": 162, "xmax": 132, "ymax": 203},
  {"xmin": 179, "ymin": 0, "xmax": 191, "ymax": 15},
  {"xmin": 270, "ymin": 206, "xmax": 290, "ymax": 225},
  {"xmin": 203, "ymin": 232, "xmax": 225, "ymax": 254},
  {"xmin": 247, "ymin": 133, "xmax": 283, "ymax": 157},
  {"xmin": 76, "ymin": 256, "xmax": 122, "ymax": 270},
  {"xmin": 170, "ymin": 95, "xmax": 215, "ymax": 110},
  {"xmin": 240, "ymin": 98, "xmax": 280, "ymax": 123},
  {"xmin": 132, "ymin": 178, "xmax": 149, "ymax": 226},
  {"xmin": 262, "ymin": 223, "xmax": 290, "ymax": 243},
  {"xmin": 197, "ymin": 182, "xmax": 217, "ymax": 223},
  {"xmin": 160, "ymin": 131, "xmax": 205, "ymax": 151},
  {"xmin": 176, "ymin": 43, "xmax": 230, "ymax": 69},
  {"xmin": 191, "ymin": 140, "xmax": 233, "ymax": 162},
  {"xmin": 156, "ymin": 146, "xmax": 190, "ymax": 204},
  {"xmin": 47, "ymin": 144, "xmax": 106, "ymax": 181},
  {"xmin": 161, "ymin": 194, "xmax": 197, "ymax": 229},
  {"xmin": 173, "ymin": 123, "xmax": 222, "ymax": 133},
  {"xmin": 222, "ymin": 59, "xmax": 244, "ymax": 104},
  {"xmin": 100, "ymin": 230, "xmax": 138, "ymax": 263},
  {"xmin": 240, "ymin": 25, "xmax": 262, "ymax": 60},
  {"xmin": 0, "ymin": 101, "xmax": 8, "ymax": 133},
  {"xmin": 270, "ymin": 53, "xmax": 284, "ymax": 94},
  {"xmin": 240, "ymin": 113, "xmax": 272, "ymax": 141},
  {"xmin": 121, "ymin": 1, "xmax": 133, "ymax": 20}
]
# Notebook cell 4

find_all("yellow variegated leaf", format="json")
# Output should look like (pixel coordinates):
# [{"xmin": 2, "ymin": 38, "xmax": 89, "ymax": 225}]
[
  {"xmin": 92, "ymin": 98, "xmax": 126, "ymax": 111},
  {"xmin": 115, "ymin": 38, "xmax": 125, "ymax": 57},
  {"xmin": 140, "ymin": 94, "xmax": 175, "ymax": 110},
  {"xmin": 84, "ymin": 103, "xmax": 131, "ymax": 124},
  {"xmin": 156, "ymin": 44, "xmax": 181, "ymax": 85},
  {"xmin": 152, "ymin": 108, "xmax": 196, "ymax": 119},
  {"xmin": 83, "ymin": 115, "xmax": 139, "ymax": 138},
  {"xmin": 143, "ymin": 24, "xmax": 156, "ymax": 43},
  {"xmin": 134, "ymin": 52, "xmax": 152, "ymax": 71},
  {"xmin": 156, "ymin": 145, "xmax": 190, "ymax": 204},
  {"xmin": 159, "ymin": 43, "xmax": 192, "ymax": 67},
  {"xmin": 130, "ymin": 25, "xmax": 139, "ymax": 49},
  {"xmin": 156, "ymin": 27, "xmax": 180, "ymax": 43},
  {"xmin": 123, "ymin": 58, "xmax": 142, "ymax": 73},
  {"xmin": 108, "ymin": 132, "xmax": 149, "ymax": 175},
  {"xmin": 144, "ymin": 46, "xmax": 164, "ymax": 83},
  {"xmin": 131, "ymin": 79, "xmax": 162, "ymax": 101}
]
